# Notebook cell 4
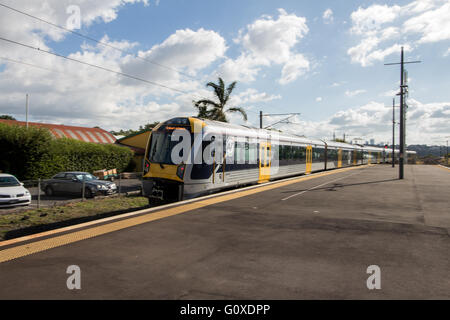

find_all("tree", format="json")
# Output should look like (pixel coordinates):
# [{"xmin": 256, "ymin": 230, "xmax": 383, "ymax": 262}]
[
  {"xmin": 193, "ymin": 77, "xmax": 247, "ymax": 122},
  {"xmin": 110, "ymin": 121, "xmax": 160, "ymax": 137},
  {"xmin": 138, "ymin": 121, "xmax": 160, "ymax": 131},
  {"xmin": 0, "ymin": 115, "xmax": 16, "ymax": 120}
]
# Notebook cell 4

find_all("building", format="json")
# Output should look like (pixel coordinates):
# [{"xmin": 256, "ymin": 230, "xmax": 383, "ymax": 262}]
[
  {"xmin": 0, "ymin": 119, "xmax": 116, "ymax": 144},
  {"xmin": 115, "ymin": 130, "xmax": 151, "ymax": 172}
]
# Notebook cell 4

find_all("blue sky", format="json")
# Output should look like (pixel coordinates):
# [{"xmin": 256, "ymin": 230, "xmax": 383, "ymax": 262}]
[{"xmin": 0, "ymin": 0, "xmax": 449, "ymax": 144}]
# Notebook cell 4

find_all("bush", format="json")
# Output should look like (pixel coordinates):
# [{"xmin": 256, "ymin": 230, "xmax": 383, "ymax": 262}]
[{"xmin": 0, "ymin": 124, "xmax": 134, "ymax": 180}]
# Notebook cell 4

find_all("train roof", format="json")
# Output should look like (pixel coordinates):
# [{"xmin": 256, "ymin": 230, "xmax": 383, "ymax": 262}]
[
  {"xmin": 195, "ymin": 117, "xmax": 327, "ymax": 147},
  {"xmin": 162, "ymin": 117, "xmax": 413, "ymax": 153}
]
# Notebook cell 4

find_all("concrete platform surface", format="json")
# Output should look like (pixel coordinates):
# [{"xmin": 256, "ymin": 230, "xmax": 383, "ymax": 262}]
[{"xmin": 0, "ymin": 165, "xmax": 449, "ymax": 299}]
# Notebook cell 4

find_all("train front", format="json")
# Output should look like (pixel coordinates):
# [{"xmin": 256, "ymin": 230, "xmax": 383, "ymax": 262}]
[{"xmin": 142, "ymin": 117, "xmax": 196, "ymax": 203}]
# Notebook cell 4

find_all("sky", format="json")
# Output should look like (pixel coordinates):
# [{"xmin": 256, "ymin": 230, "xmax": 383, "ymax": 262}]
[{"xmin": 0, "ymin": 0, "xmax": 449, "ymax": 145}]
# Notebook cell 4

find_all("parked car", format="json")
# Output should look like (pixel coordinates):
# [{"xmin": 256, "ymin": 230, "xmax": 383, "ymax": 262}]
[
  {"xmin": 0, "ymin": 174, "xmax": 31, "ymax": 207},
  {"xmin": 41, "ymin": 172, "xmax": 117, "ymax": 198}
]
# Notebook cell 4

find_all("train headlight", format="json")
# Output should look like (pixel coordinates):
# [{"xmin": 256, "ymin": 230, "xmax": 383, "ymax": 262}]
[{"xmin": 176, "ymin": 163, "xmax": 185, "ymax": 180}]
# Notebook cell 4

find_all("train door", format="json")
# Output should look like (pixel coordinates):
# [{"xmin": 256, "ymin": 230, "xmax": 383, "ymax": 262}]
[
  {"xmin": 306, "ymin": 146, "xmax": 313, "ymax": 174},
  {"xmin": 338, "ymin": 149, "xmax": 342, "ymax": 168},
  {"xmin": 377, "ymin": 152, "xmax": 381, "ymax": 164},
  {"xmin": 353, "ymin": 151, "xmax": 357, "ymax": 165},
  {"xmin": 258, "ymin": 142, "xmax": 271, "ymax": 183},
  {"xmin": 368, "ymin": 151, "xmax": 371, "ymax": 165}
]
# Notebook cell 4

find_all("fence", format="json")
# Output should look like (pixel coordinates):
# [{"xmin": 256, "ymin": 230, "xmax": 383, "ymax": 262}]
[{"xmin": 2, "ymin": 172, "xmax": 143, "ymax": 211}]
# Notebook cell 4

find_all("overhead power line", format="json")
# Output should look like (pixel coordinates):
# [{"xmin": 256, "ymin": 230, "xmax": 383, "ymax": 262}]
[
  {"xmin": 0, "ymin": 49, "xmax": 257, "ymax": 119},
  {"xmin": 0, "ymin": 35, "xmax": 189, "ymax": 94},
  {"xmin": 0, "ymin": 2, "xmax": 196, "ymax": 80},
  {"xmin": 0, "ymin": 56, "xmax": 66, "ymax": 75}
]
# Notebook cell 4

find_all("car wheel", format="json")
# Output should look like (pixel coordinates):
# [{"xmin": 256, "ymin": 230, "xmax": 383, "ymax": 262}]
[
  {"xmin": 85, "ymin": 188, "xmax": 94, "ymax": 198},
  {"xmin": 45, "ymin": 186, "xmax": 54, "ymax": 196}
]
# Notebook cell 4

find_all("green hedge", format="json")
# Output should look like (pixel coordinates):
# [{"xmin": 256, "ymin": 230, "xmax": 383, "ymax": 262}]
[{"xmin": 0, "ymin": 123, "xmax": 134, "ymax": 180}]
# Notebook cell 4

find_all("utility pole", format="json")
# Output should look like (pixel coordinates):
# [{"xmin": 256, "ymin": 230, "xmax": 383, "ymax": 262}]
[
  {"xmin": 259, "ymin": 111, "xmax": 263, "ymax": 129},
  {"xmin": 392, "ymin": 98, "xmax": 395, "ymax": 167},
  {"xmin": 384, "ymin": 47, "xmax": 421, "ymax": 179},
  {"xmin": 25, "ymin": 93, "xmax": 29, "ymax": 128},
  {"xmin": 388, "ymin": 98, "xmax": 400, "ymax": 167}
]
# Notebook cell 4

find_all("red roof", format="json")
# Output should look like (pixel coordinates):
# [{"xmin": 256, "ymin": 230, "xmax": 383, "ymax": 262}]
[{"xmin": 0, "ymin": 119, "xmax": 116, "ymax": 144}]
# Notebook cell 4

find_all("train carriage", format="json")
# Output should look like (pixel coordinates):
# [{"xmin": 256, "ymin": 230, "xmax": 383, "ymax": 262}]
[{"xmin": 142, "ymin": 117, "xmax": 400, "ymax": 203}]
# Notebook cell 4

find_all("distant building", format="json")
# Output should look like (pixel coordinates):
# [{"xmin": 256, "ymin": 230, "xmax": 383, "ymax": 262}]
[
  {"xmin": 0, "ymin": 119, "xmax": 116, "ymax": 144},
  {"xmin": 370, "ymin": 139, "xmax": 375, "ymax": 145}
]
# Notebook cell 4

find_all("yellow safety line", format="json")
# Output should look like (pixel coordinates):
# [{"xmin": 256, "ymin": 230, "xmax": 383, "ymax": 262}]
[{"xmin": 0, "ymin": 166, "xmax": 363, "ymax": 264}]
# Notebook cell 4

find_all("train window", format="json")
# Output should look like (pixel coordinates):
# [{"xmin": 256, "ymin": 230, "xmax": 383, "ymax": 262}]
[
  {"xmin": 286, "ymin": 146, "xmax": 293, "ymax": 159},
  {"xmin": 279, "ymin": 145, "xmax": 286, "ymax": 160},
  {"xmin": 249, "ymin": 143, "xmax": 258, "ymax": 163},
  {"xmin": 271, "ymin": 145, "xmax": 279, "ymax": 162},
  {"xmin": 266, "ymin": 146, "xmax": 271, "ymax": 162},
  {"xmin": 234, "ymin": 141, "xmax": 245, "ymax": 164},
  {"xmin": 244, "ymin": 142, "xmax": 250, "ymax": 163},
  {"xmin": 292, "ymin": 146, "xmax": 300, "ymax": 159}
]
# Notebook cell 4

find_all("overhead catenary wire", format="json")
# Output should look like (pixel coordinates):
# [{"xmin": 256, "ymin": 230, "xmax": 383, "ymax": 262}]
[
  {"xmin": 0, "ymin": 2, "xmax": 196, "ymax": 80},
  {"xmin": 0, "ymin": 35, "xmax": 190, "ymax": 95},
  {"xmin": 0, "ymin": 43, "xmax": 256, "ymax": 119},
  {"xmin": 0, "ymin": 56, "xmax": 66, "ymax": 75},
  {"xmin": 0, "ymin": 2, "xmax": 295, "ymax": 123}
]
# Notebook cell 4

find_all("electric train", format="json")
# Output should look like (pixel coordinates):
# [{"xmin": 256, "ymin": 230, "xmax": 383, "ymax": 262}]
[{"xmin": 142, "ymin": 117, "xmax": 408, "ymax": 203}]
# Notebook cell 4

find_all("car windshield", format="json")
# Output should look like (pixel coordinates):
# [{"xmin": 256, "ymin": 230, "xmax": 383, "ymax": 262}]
[
  {"xmin": 75, "ymin": 174, "xmax": 97, "ymax": 181},
  {"xmin": 0, "ymin": 176, "xmax": 21, "ymax": 187}
]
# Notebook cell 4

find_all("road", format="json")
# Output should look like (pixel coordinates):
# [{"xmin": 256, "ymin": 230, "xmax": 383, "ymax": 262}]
[{"xmin": 0, "ymin": 165, "xmax": 449, "ymax": 299}]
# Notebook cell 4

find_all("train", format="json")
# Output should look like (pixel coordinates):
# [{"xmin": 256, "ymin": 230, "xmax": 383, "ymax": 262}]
[{"xmin": 141, "ymin": 117, "xmax": 416, "ymax": 203}]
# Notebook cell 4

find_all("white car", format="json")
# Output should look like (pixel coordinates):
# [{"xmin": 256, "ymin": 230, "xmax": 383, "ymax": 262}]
[{"xmin": 0, "ymin": 174, "xmax": 32, "ymax": 207}]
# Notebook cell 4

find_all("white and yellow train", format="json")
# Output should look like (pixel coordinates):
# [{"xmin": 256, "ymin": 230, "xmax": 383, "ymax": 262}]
[{"xmin": 142, "ymin": 117, "xmax": 415, "ymax": 203}]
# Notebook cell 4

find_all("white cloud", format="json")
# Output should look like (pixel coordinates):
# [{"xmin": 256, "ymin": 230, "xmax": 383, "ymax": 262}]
[
  {"xmin": 316, "ymin": 97, "xmax": 322, "ymax": 102},
  {"xmin": 126, "ymin": 28, "xmax": 227, "ymax": 75},
  {"xmin": 381, "ymin": 89, "xmax": 399, "ymax": 97},
  {"xmin": 348, "ymin": 0, "xmax": 450, "ymax": 66},
  {"xmin": 219, "ymin": 53, "xmax": 267, "ymax": 83},
  {"xmin": 350, "ymin": 4, "xmax": 401, "ymax": 35},
  {"xmin": 0, "ymin": 1, "xmax": 227, "ymax": 130},
  {"xmin": 274, "ymin": 99, "xmax": 450, "ymax": 145},
  {"xmin": 233, "ymin": 88, "xmax": 281, "ymax": 104},
  {"xmin": 331, "ymin": 81, "xmax": 345, "ymax": 87},
  {"xmin": 345, "ymin": 89, "xmax": 366, "ymax": 97},
  {"xmin": 220, "ymin": 8, "xmax": 310, "ymax": 84},
  {"xmin": 279, "ymin": 54, "xmax": 310, "ymax": 85},
  {"xmin": 322, "ymin": 9, "xmax": 333, "ymax": 24},
  {"xmin": 403, "ymin": 2, "xmax": 450, "ymax": 43}
]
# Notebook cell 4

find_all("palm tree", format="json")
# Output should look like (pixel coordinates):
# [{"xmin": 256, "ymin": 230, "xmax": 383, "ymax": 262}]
[{"xmin": 194, "ymin": 77, "xmax": 247, "ymax": 122}]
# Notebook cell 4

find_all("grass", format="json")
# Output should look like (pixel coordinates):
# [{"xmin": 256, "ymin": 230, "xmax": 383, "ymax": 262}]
[{"xmin": 0, "ymin": 196, "xmax": 148, "ymax": 241}]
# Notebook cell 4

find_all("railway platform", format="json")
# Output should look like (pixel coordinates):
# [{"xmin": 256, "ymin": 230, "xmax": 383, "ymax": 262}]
[{"xmin": 0, "ymin": 165, "xmax": 449, "ymax": 299}]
